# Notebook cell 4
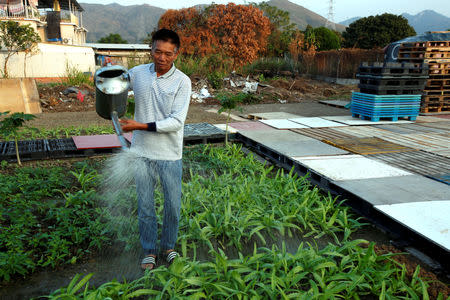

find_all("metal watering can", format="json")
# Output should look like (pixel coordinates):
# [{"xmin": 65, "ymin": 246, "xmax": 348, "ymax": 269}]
[{"xmin": 94, "ymin": 64, "xmax": 130, "ymax": 149}]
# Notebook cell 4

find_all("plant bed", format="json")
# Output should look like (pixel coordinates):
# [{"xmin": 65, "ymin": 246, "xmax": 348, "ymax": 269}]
[{"xmin": 0, "ymin": 145, "xmax": 448, "ymax": 299}]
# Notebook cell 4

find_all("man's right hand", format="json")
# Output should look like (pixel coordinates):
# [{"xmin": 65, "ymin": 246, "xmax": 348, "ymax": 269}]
[{"xmin": 119, "ymin": 119, "xmax": 147, "ymax": 132}]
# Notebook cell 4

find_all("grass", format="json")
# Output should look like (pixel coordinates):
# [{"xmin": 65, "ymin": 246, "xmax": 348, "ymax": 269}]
[{"xmin": 0, "ymin": 144, "xmax": 446, "ymax": 298}]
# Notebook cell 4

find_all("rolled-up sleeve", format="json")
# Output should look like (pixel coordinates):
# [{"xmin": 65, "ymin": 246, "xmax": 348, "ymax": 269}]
[{"xmin": 155, "ymin": 77, "xmax": 191, "ymax": 133}]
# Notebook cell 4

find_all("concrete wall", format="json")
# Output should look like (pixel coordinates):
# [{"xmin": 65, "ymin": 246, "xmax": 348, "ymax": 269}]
[
  {"xmin": 0, "ymin": 78, "xmax": 41, "ymax": 114},
  {"xmin": 60, "ymin": 23, "xmax": 86, "ymax": 45},
  {"xmin": 0, "ymin": 43, "xmax": 95, "ymax": 78}
]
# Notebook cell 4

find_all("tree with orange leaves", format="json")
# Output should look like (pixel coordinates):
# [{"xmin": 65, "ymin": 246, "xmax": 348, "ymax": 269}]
[
  {"xmin": 207, "ymin": 3, "xmax": 271, "ymax": 67},
  {"xmin": 158, "ymin": 7, "xmax": 217, "ymax": 56},
  {"xmin": 158, "ymin": 3, "xmax": 271, "ymax": 67}
]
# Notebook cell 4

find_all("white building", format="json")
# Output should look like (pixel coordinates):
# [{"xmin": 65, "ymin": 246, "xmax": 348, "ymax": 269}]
[{"xmin": 0, "ymin": 0, "xmax": 95, "ymax": 78}]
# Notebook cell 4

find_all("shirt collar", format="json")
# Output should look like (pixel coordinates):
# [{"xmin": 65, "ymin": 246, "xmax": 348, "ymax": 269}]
[{"xmin": 150, "ymin": 63, "xmax": 176, "ymax": 79}]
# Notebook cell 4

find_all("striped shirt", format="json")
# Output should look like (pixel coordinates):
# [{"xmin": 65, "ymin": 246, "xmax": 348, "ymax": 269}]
[{"xmin": 128, "ymin": 63, "xmax": 191, "ymax": 160}]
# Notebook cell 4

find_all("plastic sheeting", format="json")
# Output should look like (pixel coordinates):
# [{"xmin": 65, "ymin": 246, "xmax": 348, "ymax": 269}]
[{"xmin": 385, "ymin": 32, "xmax": 450, "ymax": 62}]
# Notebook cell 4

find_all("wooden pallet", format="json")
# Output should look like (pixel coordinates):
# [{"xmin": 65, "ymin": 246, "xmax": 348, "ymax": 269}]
[
  {"xmin": 421, "ymin": 105, "xmax": 450, "ymax": 113},
  {"xmin": 322, "ymin": 137, "xmax": 416, "ymax": 155},
  {"xmin": 421, "ymin": 95, "xmax": 449, "ymax": 105},
  {"xmin": 402, "ymin": 41, "xmax": 450, "ymax": 48}
]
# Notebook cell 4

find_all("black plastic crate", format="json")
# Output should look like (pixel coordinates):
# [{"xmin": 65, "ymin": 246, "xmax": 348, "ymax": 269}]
[
  {"xmin": 1, "ymin": 140, "xmax": 47, "ymax": 161},
  {"xmin": 358, "ymin": 62, "xmax": 429, "ymax": 77}
]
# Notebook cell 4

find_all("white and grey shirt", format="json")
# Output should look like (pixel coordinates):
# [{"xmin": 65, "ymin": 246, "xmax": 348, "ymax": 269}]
[{"xmin": 128, "ymin": 63, "xmax": 191, "ymax": 160}]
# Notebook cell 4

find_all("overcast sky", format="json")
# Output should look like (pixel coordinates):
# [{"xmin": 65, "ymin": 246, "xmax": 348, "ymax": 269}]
[{"xmin": 79, "ymin": 0, "xmax": 450, "ymax": 23}]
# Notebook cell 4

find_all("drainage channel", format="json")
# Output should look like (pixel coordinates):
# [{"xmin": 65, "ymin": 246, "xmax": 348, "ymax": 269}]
[
  {"xmin": 0, "ymin": 123, "xmax": 226, "ymax": 162},
  {"xmin": 235, "ymin": 132, "xmax": 450, "ymax": 274}
]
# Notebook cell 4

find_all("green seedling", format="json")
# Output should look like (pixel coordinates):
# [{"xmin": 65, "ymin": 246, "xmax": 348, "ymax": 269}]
[{"xmin": 0, "ymin": 111, "xmax": 36, "ymax": 165}]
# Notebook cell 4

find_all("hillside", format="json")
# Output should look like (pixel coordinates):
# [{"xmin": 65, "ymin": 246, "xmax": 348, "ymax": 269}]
[
  {"xmin": 339, "ymin": 10, "xmax": 450, "ymax": 34},
  {"xmin": 267, "ymin": 0, "xmax": 346, "ymax": 31},
  {"xmin": 80, "ymin": 1, "xmax": 346, "ymax": 43},
  {"xmin": 402, "ymin": 10, "xmax": 450, "ymax": 34},
  {"xmin": 80, "ymin": 3, "xmax": 165, "ymax": 43}
]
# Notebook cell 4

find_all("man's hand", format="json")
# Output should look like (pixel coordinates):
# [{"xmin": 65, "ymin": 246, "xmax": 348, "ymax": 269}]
[{"xmin": 119, "ymin": 119, "xmax": 147, "ymax": 132}]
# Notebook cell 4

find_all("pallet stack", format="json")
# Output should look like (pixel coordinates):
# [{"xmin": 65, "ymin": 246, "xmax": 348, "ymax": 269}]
[
  {"xmin": 398, "ymin": 41, "xmax": 450, "ymax": 113},
  {"xmin": 353, "ymin": 62, "xmax": 428, "ymax": 121}
]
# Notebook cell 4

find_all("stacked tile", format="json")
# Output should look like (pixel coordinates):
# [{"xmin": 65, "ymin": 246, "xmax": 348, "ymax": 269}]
[
  {"xmin": 398, "ymin": 41, "xmax": 450, "ymax": 113},
  {"xmin": 352, "ymin": 62, "xmax": 428, "ymax": 121}
]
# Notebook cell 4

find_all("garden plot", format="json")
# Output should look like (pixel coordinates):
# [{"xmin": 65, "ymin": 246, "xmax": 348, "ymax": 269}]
[{"xmin": 0, "ymin": 145, "xmax": 448, "ymax": 299}]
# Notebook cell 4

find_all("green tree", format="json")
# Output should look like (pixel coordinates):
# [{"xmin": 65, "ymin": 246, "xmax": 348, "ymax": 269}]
[
  {"xmin": 97, "ymin": 33, "xmax": 128, "ymax": 44},
  {"xmin": 254, "ymin": 2, "xmax": 296, "ymax": 56},
  {"xmin": 0, "ymin": 21, "xmax": 41, "ymax": 78},
  {"xmin": 0, "ymin": 112, "xmax": 36, "ymax": 166},
  {"xmin": 304, "ymin": 25, "xmax": 318, "ymax": 51},
  {"xmin": 313, "ymin": 27, "xmax": 341, "ymax": 51},
  {"xmin": 342, "ymin": 13, "xmax": 416, "ymax": 49}
]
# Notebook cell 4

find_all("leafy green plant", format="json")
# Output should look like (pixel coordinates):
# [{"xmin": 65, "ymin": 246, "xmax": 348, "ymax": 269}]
[
  {"xmin": 207, "ymin": 70, "xmax": 224, "ymax": 89},
  {"xmin": 0, "ymin": 111, "xmax": 36, "ymax": 165},
  {"xmin": 0, "ymin": 163, "xmax": 110, "ymax": 281}
]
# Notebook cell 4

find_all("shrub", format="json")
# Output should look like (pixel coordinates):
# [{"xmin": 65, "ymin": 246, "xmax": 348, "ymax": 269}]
[
  {"xmin": 313, "ymin": 27, "xmax": 341, "ymax": 51},
  {"xmin": 63, "ymin": 63, "xmax": 92, "ymax": 86}
]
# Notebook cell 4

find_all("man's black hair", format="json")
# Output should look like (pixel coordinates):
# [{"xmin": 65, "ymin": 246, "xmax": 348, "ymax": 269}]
[{"xmin": 152, "ymin": 29, "xmax": 180, "ymax": 50}]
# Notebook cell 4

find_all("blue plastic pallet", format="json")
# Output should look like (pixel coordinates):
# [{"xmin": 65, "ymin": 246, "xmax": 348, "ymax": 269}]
[
  {"xmin": 352, "ymin": 92, "xmax": 422, "ymax": 100},
  {"xmin": 351, "ymin": 102, "xmax": 420, "ymax": 109},
  {"xmin": 351, "ymin": 104, "xmax": 420, "ymax": 112},
  {"xmin": 351, "ymin": 112, "xmax": 417, "ymax": 122},
  {"xmin": 352, "ymin": 92, "xmax": 422, "ymax": 104}
]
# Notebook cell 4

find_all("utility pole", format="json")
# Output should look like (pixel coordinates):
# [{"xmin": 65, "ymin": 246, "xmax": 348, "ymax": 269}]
[{"xmin": 325, "ymin": 0, "xmax": 336, "ymax": 31}]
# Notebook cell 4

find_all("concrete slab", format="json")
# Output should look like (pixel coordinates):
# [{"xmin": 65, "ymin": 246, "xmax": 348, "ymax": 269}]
[
  {"xmin": 335, "ymin": 175, "xmax": 450, "ymax": 205},
  {"xmin": 292, "ymin": 155, "xmax": 411, "ymax": 181},
  {"xmin": 227, "ymin": 121, "xmax": 274, "ymax": 131},
  {"xmin": 319, "ymin": 100, "xmax": 350, "ymax": 108},
  {"xmin": 260, "ymin": 119, "xmax": 309, "ymax": 129},
  {"xmin": 289, "ymin": 117, "xmax": 348, "ymax": 128},
  {"xmin": 322, "ymin": 115, "xmax": 413, "ymax": 125},
  {"xmin": 415, "ymin": 116, "xmax": 448, "ymax": 123},
  {"xmin": 375, "ymin": 201, "xmax": 450, "ymax": 251},
  {"xmin": 239, "ymin": 130, "xmax": 348, "ymax": 157},
  {"xmin": 246, "ymin": 112, "xmax": 303, "ymax": 120},
  {"xmin": 213, "ymin": 124, "xmax": 238, "ymax": 133}
]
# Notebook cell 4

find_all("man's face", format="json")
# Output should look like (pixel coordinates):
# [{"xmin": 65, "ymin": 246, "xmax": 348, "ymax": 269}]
[{"xmin": 151, "ymin": 40, "xmax": 178, "ymax": 74}]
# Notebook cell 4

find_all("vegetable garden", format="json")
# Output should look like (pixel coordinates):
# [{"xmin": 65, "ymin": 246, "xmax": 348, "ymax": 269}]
[{"xmin": 1, "ymin": 144, "xmax": 448, "ymax": 299}]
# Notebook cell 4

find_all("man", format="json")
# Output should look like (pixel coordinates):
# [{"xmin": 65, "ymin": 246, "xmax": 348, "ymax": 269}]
[{"xmin": 119, "ymin": 29, "xmax": 191, "ymax": 270}]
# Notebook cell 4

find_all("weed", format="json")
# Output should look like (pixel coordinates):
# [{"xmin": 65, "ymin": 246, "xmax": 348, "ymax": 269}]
[{"xmin": 63, "ymin": 63, "xmax": 92, "ymax": 86}]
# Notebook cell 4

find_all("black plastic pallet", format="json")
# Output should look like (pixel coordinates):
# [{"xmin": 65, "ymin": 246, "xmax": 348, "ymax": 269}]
[
  {"xmin": 358, "ymin": 85, "xmax": 424, "ymax": 95},
  {"xmin": 358, "ymin": 62, "xmax": 429, "ymax": 77},
  {"xmin": 358, "ymin": 77, "xmax": 427, "ymax": 87}
]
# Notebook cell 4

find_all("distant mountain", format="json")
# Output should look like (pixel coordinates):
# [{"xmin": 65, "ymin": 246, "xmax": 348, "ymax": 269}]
[
  {"xmin": 266, "ymin": 0, "xmax": 346, "ymax": 31},
  {"xmin": 80, "ymin": 3, "xmax": 165, "ymax": 43},
  {"xmin": 402, "ymin": 10, "xmax": 450, "ymax": 34},
  {"xmin": 339, "ymin": 10, "xmax": 450, "ymax": 34},
  {"xmin": 339, "ymin": 17, "xmax": 361, "ymax": 26},
  {"xmin": 80, "ymin": 0, "xmax": 347, "ymax": 43}
]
